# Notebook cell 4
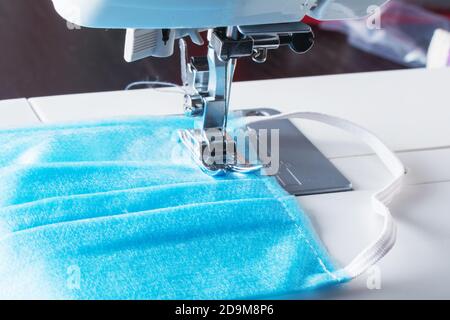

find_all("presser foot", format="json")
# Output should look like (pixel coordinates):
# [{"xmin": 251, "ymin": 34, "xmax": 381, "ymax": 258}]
[
  {"xmin": 178, "ymin": 109, "xmax": 353, "ymax": 196},
  {"xmin": 178, "ymin": 128, "xmax": 263, "ymax": 176}
]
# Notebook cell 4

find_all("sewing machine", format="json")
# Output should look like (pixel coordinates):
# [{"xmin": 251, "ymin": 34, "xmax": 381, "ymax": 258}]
[{"xmin": 51, "ymin": 0, "xmax": 389, "ymax": 195}]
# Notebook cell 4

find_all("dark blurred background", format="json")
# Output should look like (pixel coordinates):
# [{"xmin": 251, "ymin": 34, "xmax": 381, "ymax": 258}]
[{"xmin": 0, "ymin": 0, "xmax": 447, "ymax": 100}]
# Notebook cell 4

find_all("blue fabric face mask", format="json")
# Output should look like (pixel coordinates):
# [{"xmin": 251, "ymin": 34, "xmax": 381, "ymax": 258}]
[{"xmin": 0, "ymin": 115, "xmax": 404, "ymax": 299}]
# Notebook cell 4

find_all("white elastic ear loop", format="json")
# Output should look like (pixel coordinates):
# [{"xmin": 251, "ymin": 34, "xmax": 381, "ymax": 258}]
[{"xmin": 246, "ymin": 112, "xmax": 406, "ymax": 279}]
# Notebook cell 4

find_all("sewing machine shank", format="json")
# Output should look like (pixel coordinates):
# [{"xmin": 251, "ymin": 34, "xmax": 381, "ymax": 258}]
[{"xmin": 179, "ymin": 24, "xmax": 315, "ymax": 173}]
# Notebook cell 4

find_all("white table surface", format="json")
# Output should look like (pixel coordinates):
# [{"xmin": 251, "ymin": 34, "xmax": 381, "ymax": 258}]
[
  {"xmin": 3, "ymin": 68, "xmax": 450, "ymax": 299},
  {"xmin": 0, "ymin": 98, "xmax": 40, "ymax": 128}
]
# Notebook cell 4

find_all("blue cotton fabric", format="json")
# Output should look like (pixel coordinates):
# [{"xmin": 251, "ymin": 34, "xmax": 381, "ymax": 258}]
[{"xmin": 0, "ymin": 116, "xmax": 348, "ymax": 299}]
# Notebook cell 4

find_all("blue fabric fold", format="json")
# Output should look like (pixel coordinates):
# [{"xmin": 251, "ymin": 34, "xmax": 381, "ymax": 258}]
[{"xmin": 0, "ymin": 116, "xmax": 348, "ymax": 299}]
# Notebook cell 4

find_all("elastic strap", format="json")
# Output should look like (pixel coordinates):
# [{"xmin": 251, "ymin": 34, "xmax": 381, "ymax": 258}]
[{"xmin": 246, "ymin": 112, "xmax": 406, "ymax": 279}]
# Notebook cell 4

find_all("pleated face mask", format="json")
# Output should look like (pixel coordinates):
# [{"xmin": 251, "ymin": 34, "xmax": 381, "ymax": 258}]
[{"xmin": 0, "ymin": 114, "xmax": 405, "ymax": 300}]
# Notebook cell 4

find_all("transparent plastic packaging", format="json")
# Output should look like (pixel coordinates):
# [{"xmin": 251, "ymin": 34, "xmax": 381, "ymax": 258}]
[{"xmin": 320, "ymin": 1, "xmax": 450, "ymax": 67}]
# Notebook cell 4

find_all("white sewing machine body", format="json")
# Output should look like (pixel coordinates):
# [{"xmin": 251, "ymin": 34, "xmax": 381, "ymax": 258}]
[
  {"xmin": 50, "ymin": 0, "xmax": 390, "ymax": 192},
  {"xmin": 52, "ymin": 0, "xmax": 388, "ymax": 29},
  {"xmin": 2, "ymin": 1, "xmax": 448, "ymax": 300}
]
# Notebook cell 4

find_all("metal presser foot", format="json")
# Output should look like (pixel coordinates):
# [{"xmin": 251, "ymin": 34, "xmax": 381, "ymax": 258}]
[
  {"xmin": 178, "ymin": 128, "xmax": 263, "ymax": 176},
  {"xmin": 178, "ymin": 23, "xmax": 352, "ymax": 195}
]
